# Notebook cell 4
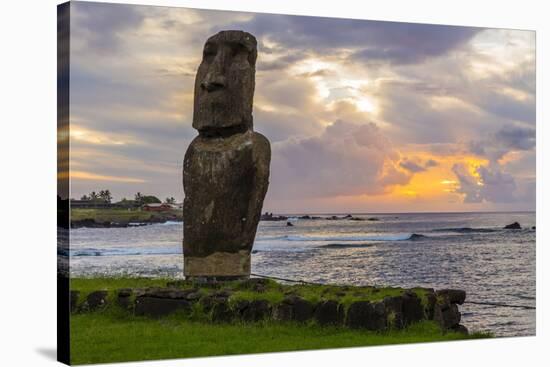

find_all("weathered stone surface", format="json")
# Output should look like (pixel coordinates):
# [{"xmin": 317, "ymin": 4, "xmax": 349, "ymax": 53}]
[
  {"xmin": 314, "ymin": 300, "xmax": 344, "ymax": 326},
  {"xmin": 211, "ymin": 299, "xmax": 233, "ymax": 322},
  {"xmin": 383, "ymin": 296, "xmax": 404, "ymax": 329},
  {"xmin": 183, "ymin": 30, "xmax": 270, "ymax": 279},
  {"xmin": 436, "ymin": 289, "xmax": 466, "ymax": 305},
  {"xmin": 273, "ymin": 296, "xmax": 314, "ymax": 322},
  {"xmin": 192, "ymin": 31, "xmax": 257, "ymax": 133},
  {"xmin": 423, "ymin": 289, "xmax": 437, "ymax": 319},
  {"xmin": 345, "ymin": 301, "xmax": 386, "ymax": 330},
  {"xmin": 116, "ymin": 288, "xmax": 133, "ymax": 310},
  {"xmin": 273, "ymin": 303, "xmax": 293, "ymax": 321},
  {"xmin": 434, "ymin": 302, "xmax": 461, "ymax": 329},
  {"xmin": 70, "ymin": 290, "xmax": 80, "ymax": 312},
  {"xmin": 451, "ymin": 324, "xmax": 469, "ymax": 335},
  {"xmin": 402, "ymin": 291, "xmax": 424, "ymax": 326},
  {"xmin": 86, "ymin": 290, "xmax": 108, "ymax": 311},
  {"xmin": 135, "ymin": 296, "xmax": 191, "ymax": 317},
  {"xmin": 235, "ymin": 299, "xmax": 271, "ymax": 322}
]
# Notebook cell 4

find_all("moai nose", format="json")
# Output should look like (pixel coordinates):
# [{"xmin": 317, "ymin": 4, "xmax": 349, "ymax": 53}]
[{"xmin": 201, "ymin": 74, "xmax": 226, "ymax": 92}]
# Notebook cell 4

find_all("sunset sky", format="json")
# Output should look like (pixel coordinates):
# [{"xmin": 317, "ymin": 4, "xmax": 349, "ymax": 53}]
[{"xmin": 67, "ymin": 1, "xmax": 536, "ymax": 213}]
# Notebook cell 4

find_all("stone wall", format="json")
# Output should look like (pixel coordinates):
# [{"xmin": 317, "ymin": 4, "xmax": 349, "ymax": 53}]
[{"xmin": 70, "ymin": 280, "xmax": 468, "ymax": 334}]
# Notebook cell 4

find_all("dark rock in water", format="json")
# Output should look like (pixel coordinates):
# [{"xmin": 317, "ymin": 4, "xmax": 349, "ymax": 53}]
[
  {"xmin": 349, "ymin": 217, "xmax": 366, "ymax": 221},
  {"xmin": 343, "ymin": 214, "xmax": 353, "ymax": 219},
  {"xmin": 286, "ymin": 221, "xmax": 294, "ymax": 227},
  {"xmin": 451, "ymin": 324, "xmax": 469, "ymax": 335},
  {"xmin": 367, "ymin": 217, "xmax": 380, "ymax": 221},
  {"xmin": 70, "ymin": 290, "xmax": 80, "ymax": 312},
  {"xmin": 183, "ymin": 30, "xmax": 270, "ymax": 279},
  {"xmin": 135, "ymin": 296, "xmax": 191, "ymax": 317},
  {"xmin": 401, "ymin": 291, "xmax": 424, "ymax": 325},
  {"xmin": 436, "ymin": 289, "xmax": 466, "ymax": 305},
  {"xmin": 532, "ymin": 226, "xmax": 536, "ymax": 230},
  {"xmin": 86, "ymin": 290, "xmax": 108, "ymax": 311},
  {"xmin": 261, "ymin": 212, "xmax": 288, "ymax": 221},
  {"xmin": 504, "ymin": 222, "xmax": 521, "ymax": 229},
  {"xmin": 346, "ymin": 301, "xmax": 386, "ymax": 330},
  {"xmin": 314, "ymin": 300, "xmax": 344, "ymax": 326}
]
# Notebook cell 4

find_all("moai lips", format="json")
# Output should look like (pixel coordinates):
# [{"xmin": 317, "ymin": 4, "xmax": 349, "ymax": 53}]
[{"xmin": 183, "ymin": 31, "xmax": 271, "ymax": 279}]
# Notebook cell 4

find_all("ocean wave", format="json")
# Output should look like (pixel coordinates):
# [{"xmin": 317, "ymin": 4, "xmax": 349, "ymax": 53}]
[
  {"xmin": 285, "ymin": 233, "xmax": 426, "ymax": 242},
  {"xmin": 69, "ymin": 247, "xmax": 181, "ymax": 257},
  {"xmin": 155, "ymin": 220, "xmax": 183, "ymax": 226}
]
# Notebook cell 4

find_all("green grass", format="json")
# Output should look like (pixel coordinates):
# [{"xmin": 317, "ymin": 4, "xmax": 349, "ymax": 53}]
[
  {"xmin": 71, "ymin": 309, "xmax": 489, "ymax": 365},
  {"xmin": 69, "ymin": 277, "xmax": 492, "ymax": 364},
  {"xmin": 71, "ymin": 208, "xmax": 182, "ymax": 223}
]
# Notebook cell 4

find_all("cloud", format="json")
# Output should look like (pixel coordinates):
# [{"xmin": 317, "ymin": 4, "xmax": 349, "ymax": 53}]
[
  {"xmin": 399, "ymin": 160, "xmax": 426, "ymax": 173},
  {"xmin": 225, "ymin": 14, "xmax": 481, "ymax": 66},
  {"xmin": 266, "ymin": 120, "xmax": 411, "ymax": 200},
  {"xmin": 468, "ymin": 124, "xmax": 535, "ymax": 162},
  {"xmin": 451, "ymin": 163, "xmax": 528, "ymax": 204}
]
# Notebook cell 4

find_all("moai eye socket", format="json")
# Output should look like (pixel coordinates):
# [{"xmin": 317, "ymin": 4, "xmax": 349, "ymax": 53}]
[{"xmin": 203, "ymin": 43, "xmax": 217, "ymax": 62}]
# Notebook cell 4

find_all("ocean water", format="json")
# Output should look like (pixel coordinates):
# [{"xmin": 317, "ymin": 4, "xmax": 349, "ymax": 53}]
[{"xmin": 66, "ymin": 212, "xmax": 535, "ymax": 337}]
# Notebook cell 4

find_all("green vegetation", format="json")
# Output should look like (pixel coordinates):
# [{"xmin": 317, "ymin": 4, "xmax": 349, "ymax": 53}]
[
  {"xmin": 70, "ymin": 278, "xmax": 491, "ymax": 364},
  {"xmin": 71, "ymin": 310, "xmax": 488, "ymax": 365}
]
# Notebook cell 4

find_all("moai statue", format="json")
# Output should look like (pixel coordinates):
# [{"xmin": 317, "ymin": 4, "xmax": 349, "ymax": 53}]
[{"xmin": 183, "ymin": 31, "xmax": 271, "ymax": 280}]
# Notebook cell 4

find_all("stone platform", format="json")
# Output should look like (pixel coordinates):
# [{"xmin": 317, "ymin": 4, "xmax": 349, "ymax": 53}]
[{"xmin": 70, "ymin": 279, "xmax": 468, "ymax": 334}]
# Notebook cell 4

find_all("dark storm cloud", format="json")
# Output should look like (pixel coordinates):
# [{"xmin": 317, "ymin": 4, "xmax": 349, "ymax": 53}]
[
  {"xmin": 225, "ymin": 14, "xmax": 481, "ymax": 65},
  {"xmin": 468, "ymin": 124, "xmax": 535, "ymax": 162},
  {"xmin": 399, "ymin": 160, "xmax": 426, "ymax": 173}
]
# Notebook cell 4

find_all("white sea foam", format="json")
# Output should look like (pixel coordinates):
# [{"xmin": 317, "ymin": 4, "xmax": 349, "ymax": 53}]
[{"xmin": 284, "ymin": 233, "xmax": 420, "ymax": 242}]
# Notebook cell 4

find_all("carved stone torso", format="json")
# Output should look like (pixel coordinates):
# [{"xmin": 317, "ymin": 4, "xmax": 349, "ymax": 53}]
[{"xmin": 182, "ymin": 30, "xmax": 270, "ymax": 279}]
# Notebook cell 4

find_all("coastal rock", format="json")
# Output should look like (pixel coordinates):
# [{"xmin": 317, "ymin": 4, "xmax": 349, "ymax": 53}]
[
  {"xmin": 451, "ymin": 324, "xmax": 469, "ymax": 335},
  {"xmin": 346, "ymin": 301, "xmax": 386, "ymax": 330},
  {"xmin": 436, "ymin": 289, "xmax": 466, "ymax": 305},
  {"xmin": 434, "ymin": 301, "xmax": 461, "ymax": 329},
  {"xmin": 286, "ymin": 221, "xmax": 294, "ymax": 227},
  {"xmin": 423, "ymin": 289, "xmax": 437, "ymax": 319},
  {"xmin": 383, "ymin": 296, "xmax": 404, "ymax": 329},
  {"xmin": 235, "ymin": 299, "xmax": 271, "ymax": 322},
  {"xmin": 314, "ymin": 300, "xmax": 345, "ymax": 326},
  {"xmin": 211, "ymin": 299, "xmax": 233, "ymax": 322},
  {"xmin": 116, "ymin": 288, "xmax": 133, "ymax": 310},
  {"xmin": 183, "ymin": 30, "xmax": 270, "ymax": 279},
  {"xmin": 504, "ymin": 222, "xmax": 521, "ymax": 229},
  {"xmin": 401, "ymin": 291, "xmax": 424, "ymax": 325},
  {"xmin": 135, "ymin": 296, "xmax": 191, "ymax": 317},
  {"xmin": 86, "ymin": 290, "xmax": 108, "ymax": 311},
  {"xmin": 275, "ymin": 296, "xmax": 314, "ymax": 322}
]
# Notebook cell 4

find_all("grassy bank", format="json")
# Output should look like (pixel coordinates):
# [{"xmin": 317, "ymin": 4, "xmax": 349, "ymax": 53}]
[
  {"xmin": 71, "ymin": 312, "xmax": 486, "ymax": 365},
  {"xmin": 70, "ymin": 278, "xmax": 491, "ymax": 364},
  {"xmin": 71, "ymin": 208, "xmax": 182, "ymax": 224}
]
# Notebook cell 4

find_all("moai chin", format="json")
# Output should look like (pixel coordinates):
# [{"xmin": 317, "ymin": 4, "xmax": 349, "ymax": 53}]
[{"xmin": 183, "ymin": 30, "xmax": 271, "ymax": 280}]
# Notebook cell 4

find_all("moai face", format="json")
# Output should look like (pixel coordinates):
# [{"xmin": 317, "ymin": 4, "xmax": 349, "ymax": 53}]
[{"xmin": 192, "ymin": 30, "xmax": 257, "ymax": 134}]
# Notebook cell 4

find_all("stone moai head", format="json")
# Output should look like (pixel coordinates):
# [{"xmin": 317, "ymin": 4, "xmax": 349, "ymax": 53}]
[{"xmin": 192, "ymin": 30, "xmax": 257, "ymax": 135}]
